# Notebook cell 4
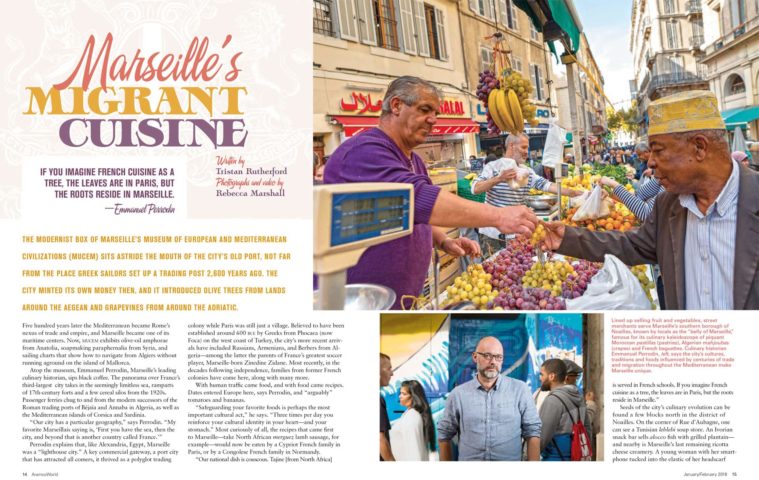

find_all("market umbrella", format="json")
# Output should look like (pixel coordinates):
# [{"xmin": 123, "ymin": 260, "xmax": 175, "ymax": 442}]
[{"xmin": 732, "ymin": 126, "xmax": 747, "ymax": 154}]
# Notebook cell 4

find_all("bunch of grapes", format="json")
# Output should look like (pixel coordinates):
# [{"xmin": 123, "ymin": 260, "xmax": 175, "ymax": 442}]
[
  {"xmin": 482, "ymin": 238, "xmax": 535, "ymax": 290},
  {"xmin": 477, "ymin": 70, "xmax": 501, "ymax": 134},
  {"xmin": 522, "ymin": 260, "xmax": 576, "ymax": 297},
  {"xmin": 530, "ymin": 223, "xmax": 546, "ymax": 246},
  {"xmin": 443, "ymin": 264, "xmax": 498, "ymax": 309},
  {"xmin": 501, "ymin": 70, "xmax": 539, "ymax": 127},
  {"xmin": 631, "ymin": 264, "xmax": 656, "ymax": 308},
  {"xmin": 560, "ymin": 260, "xmax": 601, "ymax": 299},
  {"xmin": 489, "ymin": 285, "xmax": 567, "ymax": 310}
]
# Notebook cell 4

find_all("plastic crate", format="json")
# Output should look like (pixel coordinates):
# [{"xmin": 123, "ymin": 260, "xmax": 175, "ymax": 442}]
[{"xmin": 457, "ymin": 178, "xmax": 485, "ymax": 203}]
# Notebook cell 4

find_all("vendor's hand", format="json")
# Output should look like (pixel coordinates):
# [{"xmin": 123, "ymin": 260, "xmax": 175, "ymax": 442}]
[
  {"xmin": 598, "ymin": 176, "xmax": 619, "ymax": 188},
  {"xmin": 569, "ymin": 189, "xmax": 584, "ymax": 198},
  {"xmin": 495, "ymin": 206, "xmax": 538, "ymax": 236},
  {"xmin": 542, "ymin": 221, "xmax": 566, "ymax": 250},
  {"xmin": 496, "ymin": 168, "xmax": 517, "ymax": 182},
  {"xmin": 585, "ymin": 391, "xmax": 595, "ymax": 402},
  {"xmin": 643, "ymin": 168, "xmax": 653, "ymax": 178},
  {"xmin": 440, "ymin": 237, "xmax": 481, "ymax": 258}
]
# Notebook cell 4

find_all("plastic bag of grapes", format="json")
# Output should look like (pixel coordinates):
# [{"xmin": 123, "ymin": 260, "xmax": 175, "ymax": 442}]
[{"xmin": 565, "ymin": 254, "xmax": 651, "ymax": 310}]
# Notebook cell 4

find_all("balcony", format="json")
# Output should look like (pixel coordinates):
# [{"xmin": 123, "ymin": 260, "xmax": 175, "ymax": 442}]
[
  {"xmin": 686, "ymin": 0, "xmax": 702, "ymax": 19},
  {"xmin": 689, "ymin": 35, "xmax": 704, "ymax": 52},
  {"xmin": 704, "ymin": 15, "xmax": 759, "ymax": 56},
  {"xmin": 646, "ymin": 71, "xmax": 708, "ymax": 100}
]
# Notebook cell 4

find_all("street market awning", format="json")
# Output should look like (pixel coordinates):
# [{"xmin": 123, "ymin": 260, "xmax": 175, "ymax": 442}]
[
  {"xmin": 721, "ymin": 105, "xmax": 759, "ymax": 131},
  {"xmin": 513, "ymin": 0, "xmax": 583, "ymax": 55},
  {"xmin": 331, "ymin": 116, "xmax": 480, "ymax": 137}
]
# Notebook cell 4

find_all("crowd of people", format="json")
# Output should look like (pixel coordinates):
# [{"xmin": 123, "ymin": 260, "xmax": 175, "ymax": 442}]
[
  {"xmin": 316, "ymin": 75, "xmax": 759, "ymax": 310},
  {"xmin": 380, "ymin": 336, "xmax": 599, "ymax": 461}
]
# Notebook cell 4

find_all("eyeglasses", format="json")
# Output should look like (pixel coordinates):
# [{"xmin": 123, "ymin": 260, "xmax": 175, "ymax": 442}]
[{"xmin": 475, "ymin": 352, "xmax": 504, "ymax": 362}]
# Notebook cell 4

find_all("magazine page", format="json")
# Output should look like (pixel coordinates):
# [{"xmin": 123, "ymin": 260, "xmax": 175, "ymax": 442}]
[{"xmin": 3, "ymin": 0, "xmax": 758, "ymax": 479}]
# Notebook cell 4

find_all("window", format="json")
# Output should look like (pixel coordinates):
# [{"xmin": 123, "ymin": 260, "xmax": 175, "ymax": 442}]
[
  {"xmin": 511, "ymin": 55, "xmax": 522, "ymax": 73},
  {"xmin": 314, "ymin": 0, "xmax": 336, "ymax": 36},
  {"xmin": 374, "ymin": 0, "xmax": 400, "ymax": 51},
  {"xmin": 663, "ymin": 0, "xmax": 676, "ymax": 14},
  {"xmin": 336, "ymin": 0, "xmax": 359, "ymax": 41},
  {"xmin": 499, "ymin": 0, "xmax": 518, "ymax": 30},
  {"xmin": 530, "ymin": 21, "xmax": 539, "ymax": 41},
  {"xmin": 481, "ymin": 45, "xmax": 494, "ymax": 73},
  {"xmin": 666, "ymin": 20, "xmax": 680, "ymax": 49},
  {"xmin": 530, "ymin": 64, "xmax": 544, "ymax": 101},
  {"xmin": 664, "ymin": 55, "xmax": 684, "ymax": 75},
  {"xmin": 470, "ymin": 0, "xmax": 495, "ymax": 20},
  {"xmin": 726, "ymin": 74, "xmax": 746, "ymax": 95},
  {"xmin": 422, "ymin": 4, "xmax": 448, "ymax": 60},
  {"xmin": 730, "ymin": 0, "xmax": 747, "ymax": 28}
]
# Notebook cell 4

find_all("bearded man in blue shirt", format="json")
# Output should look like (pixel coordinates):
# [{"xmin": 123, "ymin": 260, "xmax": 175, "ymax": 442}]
[{"xmin": 437, "ymin": 336, "xmax": 541, "ymax": 461}]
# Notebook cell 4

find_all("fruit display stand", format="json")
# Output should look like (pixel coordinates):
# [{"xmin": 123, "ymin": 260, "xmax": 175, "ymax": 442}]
[
  {"xmin": 428, "ymin": 168, "xmax": 457, "ymax": 194},
  {"xmin": 422, "ymin": 237, "xmax": 659, "ymax": 311}
]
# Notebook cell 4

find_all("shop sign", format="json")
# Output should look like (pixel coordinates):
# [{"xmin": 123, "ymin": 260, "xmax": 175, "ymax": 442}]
[
  {"xmin": 339, "ymin": 91, "xmax": 465, "ymax": 116},
  {"xmin": 536, "ymin": 108, "xmax": 551, "ymax": 118},
  {"xmin": 339, "ymin": 92, "xmax": 382, "ymax": 114},
  {"xmin": 438, "ymin": 99, "xmax": 465, "ymax": 116}
]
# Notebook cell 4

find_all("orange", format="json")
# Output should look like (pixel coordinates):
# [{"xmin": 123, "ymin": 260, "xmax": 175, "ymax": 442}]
[
  {"xmin": 587, "ymin": 224, "xmax": 595, "ymax": 231},
  {"xmin": 613, "ymin": 221, "xmax": 622, "ymax": 229}
]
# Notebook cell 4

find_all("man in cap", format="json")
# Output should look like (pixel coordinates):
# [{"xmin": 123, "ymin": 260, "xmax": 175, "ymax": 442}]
[
  {"xmin": 537, "ymin": 359, "xmax": 591, "ymax": 461},
  {"xmin": 437, "ymin": 336, "xmax": 541, "ymax": 461},
  {"xmin": 544, "ymin": 90, "xmax": 759, "ymax": 309}
]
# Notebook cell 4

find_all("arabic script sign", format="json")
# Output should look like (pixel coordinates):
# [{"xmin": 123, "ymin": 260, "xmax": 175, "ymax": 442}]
[{"xmin": 339, "ymin": 92, "xmax": 466, "ymax": 116}]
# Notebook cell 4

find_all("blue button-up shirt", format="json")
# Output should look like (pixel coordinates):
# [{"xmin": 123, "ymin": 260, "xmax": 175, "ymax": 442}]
[
  {"xmin": 680, "ymin": 160, "xmax": 739, "ymax": 309},
  {"xmin": 437, "ymin": 374, "xmax": 542, "ymax": 461}
]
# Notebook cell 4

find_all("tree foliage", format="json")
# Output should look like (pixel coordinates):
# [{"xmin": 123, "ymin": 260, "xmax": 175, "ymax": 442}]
[{"xmin": 606, "ymin": 100, "xmax": 638, "ymax": 135}]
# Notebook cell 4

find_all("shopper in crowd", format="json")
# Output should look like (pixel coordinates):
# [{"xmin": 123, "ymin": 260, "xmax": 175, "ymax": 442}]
[
  {"xmin": 380, "ymin": 353, "xmax": 395, "ymax": 461},
  {"xmin": 633, "ymin": 142, "xmax": 651, "ymax": 179},
  {"xmin": 437, "ymin": 336, "xmax": 541, "ymax": 461},
  {"xmin": 389, "ymin": 380, "xmax": 437, "ymax": 461},
  {"xmin": 732, "ymin": 150, "xmax": 749, "ymax": 168},
  {"xmin": 543, "ymin": 90, "xmax": 759, "ymax": 309},
  {"xmin": 538, "ymin": 359, "xmax": 591, "ymax": 461},
  {"xmin": 598, "ymin": 174, "xmax": 663, "ymax": 221},
  {"xmin": 471, "ymin": 133, "xmax": 583, "ymax": 257},
  {"xmin": 324, "ymin": 76, "xmax": 537, "ymax": 309}
]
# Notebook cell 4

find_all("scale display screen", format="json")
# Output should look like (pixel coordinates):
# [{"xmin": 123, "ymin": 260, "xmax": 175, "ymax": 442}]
[{"xmin": 330, "ymin": 189, "xmax": 411, "ymax": 247}]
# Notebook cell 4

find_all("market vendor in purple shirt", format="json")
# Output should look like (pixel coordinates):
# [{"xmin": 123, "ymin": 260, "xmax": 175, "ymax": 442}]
[{"xmin": 324, "ymin": 76, "xmax": 538, "ymax": 309}]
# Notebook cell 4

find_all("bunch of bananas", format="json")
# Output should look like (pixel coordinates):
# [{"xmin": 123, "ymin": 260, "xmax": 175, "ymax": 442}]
[
  {"xmin": 501, "ymin": 70, "xmax": 539, "ymax": 128},
  {"xmin": 488, "ymin": 87, "xmax": 524, "ymax": 135},
  {"xmin": 486, "ymin": 69, "xmax": 539, "ymax": 134}
]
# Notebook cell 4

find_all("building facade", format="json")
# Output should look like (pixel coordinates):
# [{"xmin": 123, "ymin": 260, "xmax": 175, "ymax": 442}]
[
  {"xmin": 555, "ymin": 33, "xmax": 608, "ymax": 157},
  {"xmin": 630, "ymin": 0, "xmax": 710, "ymax": 138},
  {"xmin": 699, "ymin": 0, "xmax": 759, "ymax": 145},
  {"xmin": 313, "ymin": 0, "xmax": 477, "ymax": 168}
]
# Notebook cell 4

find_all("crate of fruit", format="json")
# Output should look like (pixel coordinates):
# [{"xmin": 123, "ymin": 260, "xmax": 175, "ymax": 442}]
[{"xmin": 457, "ymin": 177, "xmax": 485, "ymax": 203}]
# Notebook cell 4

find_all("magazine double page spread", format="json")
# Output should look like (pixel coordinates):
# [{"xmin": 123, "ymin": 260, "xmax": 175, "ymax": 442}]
[{"xmin": 1, "ymin": 1, "xmax": 755, "ymax": 479}]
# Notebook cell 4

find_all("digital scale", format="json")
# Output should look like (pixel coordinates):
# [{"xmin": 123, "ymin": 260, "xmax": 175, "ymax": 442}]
[{"xmin": 313, "ymin": 183, "xmax": 414, "ymax": 310}]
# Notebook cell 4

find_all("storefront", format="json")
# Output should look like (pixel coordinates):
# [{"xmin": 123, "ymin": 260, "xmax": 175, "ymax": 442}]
[{"xmin": 314, "ymin": 77, "xmax": 479, "ymax": 168}]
